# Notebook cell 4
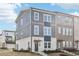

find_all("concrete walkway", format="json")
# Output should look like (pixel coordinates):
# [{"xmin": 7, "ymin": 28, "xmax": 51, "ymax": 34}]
[
  {"xmin": 60, "ymin": 50, "xmax": 76, "ymax": 56},
  {"xmin": 35, "ymin": 52, "xmax": 48, "ymax": 56}
]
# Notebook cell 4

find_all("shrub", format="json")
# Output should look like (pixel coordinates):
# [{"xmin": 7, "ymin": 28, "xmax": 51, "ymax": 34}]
[
  {"xmin": 13, "ymin": 48, "xmax": 30, "ymax": 52},
  {"xmin": 63, "ymin": 48, "xmax": 77, "ymax": 52}
]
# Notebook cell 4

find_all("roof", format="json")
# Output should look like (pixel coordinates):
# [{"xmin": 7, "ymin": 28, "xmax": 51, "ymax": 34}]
[
  {"xmin": 30, "ymin": 7, "xmax": 79, "ymax": 17},
  {"xmin": 15, "ymin": 7, "xmax": 79, "ymax": 22}
]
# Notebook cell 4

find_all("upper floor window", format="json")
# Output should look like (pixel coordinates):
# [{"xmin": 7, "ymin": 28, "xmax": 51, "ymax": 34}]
[
  {"xmin": 69, "ymin": 29, "xmax": 72, "ymax": 36},
  {"xmin": 62, "ymin": 28, "xmax": 66, "ymax": 35},
  {"xmin": 66, "ymin": 28, "xmax": 69, "ymax": 36},
  {"xmin": 44, "ymin": 27, "xmax": 51, "ymax": 36},
  {"xmin": 43, "ymin": 14, "xmax": 51, "ymax": 22},
  {"xmin": 34, "ymin": 25, "xmax": 39, "ymax": 35},
  {"xmin": 58, "ymin": 27, "xmax": 61, "ymax": 34},
  {"xmin": 34, "ymin": 12, "xmax": 39, "ymax": 21}
]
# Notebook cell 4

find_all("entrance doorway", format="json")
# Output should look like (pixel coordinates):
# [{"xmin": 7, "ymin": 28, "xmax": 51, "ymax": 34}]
[{"xmin": 35, "ymin": 42, "xmax": 38, "ymax": 51}]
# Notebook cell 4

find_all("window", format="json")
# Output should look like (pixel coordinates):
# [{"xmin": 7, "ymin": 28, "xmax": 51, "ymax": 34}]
[
  {"xmin": 44, "ymin": 43, "xmax": 47, "ymax": 48},
  {"xmin": 34, "ymin": 12, "xmax": 39, "ymax": 21},
  {"xmin": 66, "ymin": 28, "xmax": 69, "ymax": 36},
  {"xmin": 48, "ymin": 42, "xmax": 51, "ymax": 48},
  {"xmin": 34, "ymin": 25, "xmax": 39, "ymax": 35},
  {"xmin": 44, "ymin": 42, "xmax": 51, "ymax": 48},
  {"xmin": 63, "ymin": 28, "xmax": 65, "ymax": 35},
  {"xmin": 43, "ymin": 14, "xmax": 51, "ymax": 22},
  {"xmin": 58, "ymin": 27, "xmax": 61, "ymax": 34},
  {"xmin": 70, "ymin": 41, "xmax": 72, "ymax": 47},
  {"xmin": 20, "ymin": 19, "xmax": 23, "ymax": 26},
  {"xmin": 63, "ymin": 41, "xmax": 65, "ymax": 47},
  {"xmin": 69, "ymin": 29, "xmax": 72, "ymax": 36},
  {"xmin": 44, "ymin": 27, "xmax": 51, "ymax": 36},
  {"xmin": 44, "ymin": 36, "xmax": 51, "ymax": 41},
  {"xmin": 66, "ymin": 41, "xmax": 69, "ymax": 47}
]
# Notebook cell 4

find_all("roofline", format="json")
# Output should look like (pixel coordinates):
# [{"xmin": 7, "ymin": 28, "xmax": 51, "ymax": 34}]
[
  {"xmin": 3, "ymin": 30, "xmax": 15, "ymax": 32},
  {"xmin": 15, "ymin": 8, "xmax": 30, "ymax": 22},
  {"xmin": 30, "ymin": 7, "xmax": 79, "ymax": 17},
  {"xmin": 15, "ymin": 7, "xmax": 79, "ymax": 22}
]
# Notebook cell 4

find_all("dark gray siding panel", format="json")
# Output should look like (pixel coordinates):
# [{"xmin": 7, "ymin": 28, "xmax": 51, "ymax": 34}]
[{"xmin": 16, "ymin": 10, "xmax": 31, "ymax": 40}]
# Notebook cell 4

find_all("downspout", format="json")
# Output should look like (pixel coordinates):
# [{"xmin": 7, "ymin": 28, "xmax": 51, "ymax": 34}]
[
  {"xmin": 73, "ymin": 16, "xmax": 74, "ymax": 49},
  {"xmin": 30, "ymin": 8, "xmax": 32, "ymax": 52}
]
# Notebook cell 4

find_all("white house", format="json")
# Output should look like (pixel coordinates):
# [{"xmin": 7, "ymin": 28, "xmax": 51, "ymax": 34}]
[{"xmin": 0, "ymin": 30, "xmax": 15, "ymax": 49}]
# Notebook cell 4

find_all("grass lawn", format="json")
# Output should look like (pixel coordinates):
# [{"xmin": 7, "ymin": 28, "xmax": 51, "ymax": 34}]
[{"xmin": 0, "ymin": 49, "xmax": 41, "ymax": 56}]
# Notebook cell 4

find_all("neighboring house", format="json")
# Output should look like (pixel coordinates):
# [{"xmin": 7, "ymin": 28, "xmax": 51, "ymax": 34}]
[
  {"xmin": 15, "ymin": 7, "xmax": 79, "ymax": 52},
  {"xmin": 0, "ymin": 30, "xmax": 6, "ymax": 48},
  {"xmin": 74, "ymin": 17, "xmax": 79, "ymax": 50},
  {"xmin": 0, "ymin": 30, "xmax": 15, "ymax": 49}
]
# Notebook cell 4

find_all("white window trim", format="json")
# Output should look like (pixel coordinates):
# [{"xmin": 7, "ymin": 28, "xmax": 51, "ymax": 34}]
[
  {"xmin": 58, "ymin": 27, "xmax": 61, "ymax": 34},
  {"xmin": 63, "ymin": 28, "xmax": 65, "ymax": 35},
  {"xmin": 44, "ymin": 27, "xmax": 51, "ymax": 36},
  {"xmin": 66, "ymin": 28, "xmax": 69, "ymax": 36},
  {"xmin": 43, "ymin": 14, "xmax": 51, "ymax": 22},
  {"xmin": 34, "ymin": 12, "xmax": 39, "ymax": 21},
  {"xmin": 34, "ymin": 25, "xmax": 39, "ymax": 35},
  {"xmin": 69, "ymin": 29, "xmax": 72, "ymax": 36},
  {"xmin": 44, "ymin": 41, "xmax": 51, "ymax": 49}
]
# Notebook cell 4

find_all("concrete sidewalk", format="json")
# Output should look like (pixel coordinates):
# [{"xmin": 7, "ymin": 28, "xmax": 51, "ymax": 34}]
[{"xmin": 60, "ymin": 50, "xmax": 76, "ymax": 56}]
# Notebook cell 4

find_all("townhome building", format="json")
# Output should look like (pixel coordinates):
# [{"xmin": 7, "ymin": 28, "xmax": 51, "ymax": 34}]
[
  {"xmin": 0, "ymin": 30, "xmax": 15, "ymax": 49},
  {"xmin": 15, "ymin": 7, "xmax": 79, "ymax": 52}
]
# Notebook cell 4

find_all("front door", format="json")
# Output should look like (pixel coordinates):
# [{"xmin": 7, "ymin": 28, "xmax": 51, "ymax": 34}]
[{"xmin": 35, "ymin": 42, "xmax": 38, "ymax": 51}]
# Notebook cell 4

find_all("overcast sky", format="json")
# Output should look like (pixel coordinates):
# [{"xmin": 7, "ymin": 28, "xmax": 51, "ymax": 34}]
[{"xmin": 0, "ymin": 3, "xmax": 79, "ymax": 31}]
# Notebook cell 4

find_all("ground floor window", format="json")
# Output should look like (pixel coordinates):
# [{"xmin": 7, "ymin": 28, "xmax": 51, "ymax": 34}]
[
  {"xmin": 57, "ymin": 42, "xmax": 61, "ymax": 48},
  {"xmin": 44, "ymin": 41, "xmax": 51, "ymax": 48},
  {"xmin": 63, "ymin": 41, "xmax": 65, "ymax": 47},
  {"xmin": 44, "ymin": 43, "xmax": 47, "ymax": 48},
  {"xmin": 48, "ymin": 42, "xmax": 51, "ymax": 48}
]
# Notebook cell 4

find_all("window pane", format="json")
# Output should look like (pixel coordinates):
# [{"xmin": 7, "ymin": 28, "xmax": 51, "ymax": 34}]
[
  {"xmin": 43, "ymin": 14, "xmax": 51, "ymax": 22},
  {"xmin": 63, "ymin": 28, "xmax": 65, "ymax": 35},
  {"xmin": 34, "ymin": 12, "xmax": 39, "ymax": 21},
  {"xmin": 58, "ymin": 27, "xmax": 61, "ymax": 34},
  {"xmin": 48, "ymin": 42, "xmax": 51, "ymax": 48},
  {"xmin": 44, "ymin": 36, "xmax": 51, "ymax": 41},
  {"xmin": 44, "ymin": 27, "xmax": 51, "ymax": 36},
  {"xmin": 44, "ymin": 43, "xmax": 47, "ymax": 48},
  {"xmin": 34, "ymin": 25, "xmax": 39, "ymax": 35}
]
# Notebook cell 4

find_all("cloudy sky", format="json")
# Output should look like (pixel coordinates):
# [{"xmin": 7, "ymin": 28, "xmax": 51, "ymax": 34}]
[{"xmin": 0, "ymin": 3, "xmax": 79, "ymax": 31}]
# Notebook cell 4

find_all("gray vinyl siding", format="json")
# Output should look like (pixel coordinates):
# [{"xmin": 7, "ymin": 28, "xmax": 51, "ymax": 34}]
[
  {"xmin": 16, "ymin": 9, "xmax": 31, "ymax": 40},
  {"xmin": 31, "ymin": 9, "xmax": 55, "ymax": 37},
  {"xmin": 55, "ymin": 14, "xmax": 74, "ymax": 41}
]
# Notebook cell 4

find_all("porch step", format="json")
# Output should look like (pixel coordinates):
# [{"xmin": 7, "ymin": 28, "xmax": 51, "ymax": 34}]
[
  {"xmin": 35, "ymin": 52, "xmax": 48, "ymax": 56},
  {"xmin": 60, "ymin": 50, "xmax": 76, "ymax": 56}
]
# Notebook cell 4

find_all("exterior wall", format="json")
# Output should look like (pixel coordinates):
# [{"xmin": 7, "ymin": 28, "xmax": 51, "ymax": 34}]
[
  {"xmin": 74, "ymin": 17, "xmax": 79, "ymax": 50},
  {"xmin": 3, "ymin": 30, "xmax": 15, "ymax": 42},
  {"xmin": 31, "ymin": 37, "xmax": 57, "ymax": 52},
  {"xmin": 6, "ymin": 44, "xmax": 15, "ymax": 49},
  {"xmin": 74, "ymin": 17, "xmax": 79, "ymax": 41},
  {"xmin": 55, "ymin": 13, "xmax": 74, "ymax": 48},
  {"xmin": 16, "ymin": 9, "xmax": 31, "ymax": 40},
  {"xmin": 32, "ymin": 37, "xmax": 44, "ymax": 52},
  {"xmin": 51, "ymin": 38, "xmax": 57, "ymax": 50},
  {"xmin": 31, "ymin": 8, "xmax": 55, "ymax": 37},
  {"xmin": 0, "ymin": 36, "xmax": 6, "ymax": 48},
  {"xmin": 16, "ymin": 37, "xmax": 31, "ymax": 50},
  {"xmin": 15, "ymin": 8, "xmax": 79, "ymax": 51}
]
